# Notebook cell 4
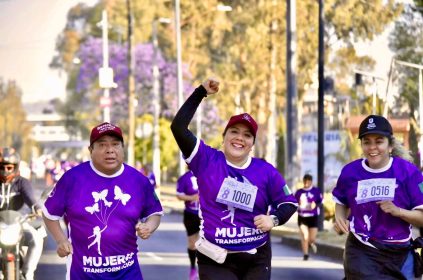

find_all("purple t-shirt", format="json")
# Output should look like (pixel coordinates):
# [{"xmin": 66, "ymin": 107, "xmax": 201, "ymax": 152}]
[
  {"xmin": 43, "ymin": 161, "xmax": 163, "ymax": 279},
  {"xmin": 186, "ymin": 140, "xmax": 298, "ymax": 251},
  {"xmin": 294, "ymin": 187, "xmax": 322, "ymax": 217},
  {"xmin": 176, "ymin": 171, "xmax": 199, "ymax": 214},
  {"xmin": 332, "ymin": 157, "xmax": 423, "ymax": 243}
]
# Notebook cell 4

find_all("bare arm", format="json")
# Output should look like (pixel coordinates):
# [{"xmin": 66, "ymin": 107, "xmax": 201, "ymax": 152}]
[
  {"xmin": 42, "ymin": 214, "xmax": 73, "ymax": 257},
  {"xmin": 377, "ymin": 200, "xmax": 423, "ymax": 227},
  {"xmin": 136, "ymin": 215, "xmax": 161, "ymax": 240},
  {"xmin": 176, "ymin": 193, "xmax": 199, "ymax": 202},
  {"xmin": 334, "ymin": 203, "xmax": 350, "ymax": 234}
]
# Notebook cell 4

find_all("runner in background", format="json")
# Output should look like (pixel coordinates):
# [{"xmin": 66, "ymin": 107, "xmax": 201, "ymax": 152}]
[
  {"xmin": 176, "ymin": 169, "xmax": 200, "ymax": 280},
  {"xmin": 294, "ymin": 174, "xmax": 322, "ymax": 261}
]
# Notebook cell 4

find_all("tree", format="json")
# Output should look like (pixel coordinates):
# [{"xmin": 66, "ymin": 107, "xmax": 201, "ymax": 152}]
[
  {"xmin": 0, "ymin": 79, "xmax": 33, "ymax": 160},
  {"xmin": 50, "ymin": 0, "xmax": 403, "ymax": 179},
  {"xmin": 388, "ymin": 5, "xmax": 423, "ymax": 166}
]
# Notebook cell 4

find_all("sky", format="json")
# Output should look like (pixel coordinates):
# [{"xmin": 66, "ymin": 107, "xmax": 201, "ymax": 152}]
[
  {"xmin": 0, "ymin": 0, "xmax": 98, "ymax": 104},
  {"xmin": 0, "ymin": 0, "xmax": 412, "ymax": 105}
]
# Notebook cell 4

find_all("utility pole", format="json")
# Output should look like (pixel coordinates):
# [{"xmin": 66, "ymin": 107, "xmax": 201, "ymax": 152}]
[
  {"xmin": 152, "ymin": 20, "xmax": 161, "ymax": 187},
  {"xmin": 127, "ymin": 0, "xmax": 135, "ymax": 166},
  {"xmin": 265, "ymin": 0, "xmax": 278, "ymax": 167},
  {"xmin": 286, "ymin": 0, "xmax": 298, "ymax": 187},
  {"xmin": 317, "ymin": 0, "xmax": 325, "ymax": 231},
  {"xmin": 174, "ymin": 0, "xmax": 185, "ymax": 176},
  {"xmin": 98, "ymin": 10, "xmax": 116, "ymax": 123}
]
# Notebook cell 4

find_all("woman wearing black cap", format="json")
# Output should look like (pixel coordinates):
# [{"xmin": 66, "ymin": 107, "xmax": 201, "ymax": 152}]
[
  {"xmin": 171, "ymin": 78, "xmax": 298, "ymax": 280},
  {"xmin": 333, "ymin": 114, "xmax": 423, "ymax": 279}
]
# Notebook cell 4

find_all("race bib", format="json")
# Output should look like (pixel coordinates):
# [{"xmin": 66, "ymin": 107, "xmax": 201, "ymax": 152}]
[
  {"xmin": 216, "ymin": 177, "xmax": 258, "ymax": 212},
  {"xmin": 355, "ymin": 178, "xmax": 396, "ymax": 204}
]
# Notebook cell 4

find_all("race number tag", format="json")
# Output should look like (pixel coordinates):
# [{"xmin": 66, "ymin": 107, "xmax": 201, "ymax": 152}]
[
  {"xmin": 216, "ymin": 177, "xmax": 258, "ymax": 212},
  {"xmin": 355, "ymin": 178, "xmax": 396, "ymax": 204}
]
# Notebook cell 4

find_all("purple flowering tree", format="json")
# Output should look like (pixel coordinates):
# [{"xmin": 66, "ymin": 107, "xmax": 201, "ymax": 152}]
[{"xmin": 74, "ymin": 36, "xmax": 219, "ymax": 136}]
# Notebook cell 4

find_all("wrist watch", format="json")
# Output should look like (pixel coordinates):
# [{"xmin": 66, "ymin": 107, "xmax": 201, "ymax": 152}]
[{"xmin": 270, "ymin": 215, "xmax": 279, "ymax": 227}]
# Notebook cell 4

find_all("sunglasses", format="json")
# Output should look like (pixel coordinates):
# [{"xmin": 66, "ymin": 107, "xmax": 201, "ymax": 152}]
[{"xmin": 0, "ymin": 165, "xmax": 14, "ymax": 172}]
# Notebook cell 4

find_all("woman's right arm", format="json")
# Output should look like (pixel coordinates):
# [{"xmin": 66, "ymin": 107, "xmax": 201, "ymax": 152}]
[
  {"xmin": 334, "ymin": 203, "xmax": 350, "ymax": 234},
  {"xmin": 170, "ymin": 78, "xmax": 220, "ymax": 158}
]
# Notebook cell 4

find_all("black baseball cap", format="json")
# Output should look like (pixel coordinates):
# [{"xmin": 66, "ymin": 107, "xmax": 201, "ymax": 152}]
[{"xmin": 358, "ymin": 115, "xmax": 393, "ymax": 139}]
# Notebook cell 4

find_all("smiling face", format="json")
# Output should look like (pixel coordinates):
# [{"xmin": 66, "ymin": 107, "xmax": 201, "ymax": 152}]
[
  {"xmin": 89, "ymin": 135, "xmax": 124, "ymax": 175},
  {"xmin": 223, "ymin": 123, "xmax": 255, "ymax": 166},
  {"xmin": 360, "ymin": 134, "xmax": 392, "ymax": 169}
]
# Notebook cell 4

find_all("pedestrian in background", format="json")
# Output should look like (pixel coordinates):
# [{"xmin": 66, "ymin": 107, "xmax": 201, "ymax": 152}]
[
  {"xmin": 294, "ymin": 174, "xmax": 322, "ymax": 261},
  {"xmin": 333, "ymin": 115, "xmax": 423, "ymax": 279},
  {"xmin": 171, "ymin": 77, "xmax": 298, "ymax": 280},
  {"xmin": 176, "ymin": 169, "xmax": 200, "ymax": 280},
  {"xmin": 43, "ymin": 122, "xmax": 163, "ymax": 279}
]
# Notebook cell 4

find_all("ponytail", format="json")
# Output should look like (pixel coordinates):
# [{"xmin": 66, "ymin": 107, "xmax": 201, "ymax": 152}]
[{"xmin": 390, "ymin": 137, "xmax": 413, "ymax": 162}]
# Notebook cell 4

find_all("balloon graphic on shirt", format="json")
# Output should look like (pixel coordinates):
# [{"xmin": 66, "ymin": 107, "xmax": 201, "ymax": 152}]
[
  {"xmin": 84, "ymin": 185, "xmax": 131, "ymax": 255},
  {"xmin": 114, "ymin": 185, "xmax": 131, "ymax": 205},
  {"xmin": 85, "ymin": 203, "xmax": 99, "ymax": 214}
]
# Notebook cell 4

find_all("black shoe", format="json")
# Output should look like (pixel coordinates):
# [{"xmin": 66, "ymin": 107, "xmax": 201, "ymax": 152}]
[{"xmin": 303, "ymin": 254, "xmax": 309, "ymax": 261}]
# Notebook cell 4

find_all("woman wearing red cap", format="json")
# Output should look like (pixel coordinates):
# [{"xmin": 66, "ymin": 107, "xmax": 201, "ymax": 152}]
[{"xmin": 171, "ymin": 78, "xmax": 298, "ymax": 279}]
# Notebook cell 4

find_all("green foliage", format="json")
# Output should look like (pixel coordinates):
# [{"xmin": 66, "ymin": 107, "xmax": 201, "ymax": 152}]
[
  {"xmin": 388, "ymin": 7, "xmax": 423, "ymax": 162},
  {"xmin": 134, "ymin": 114, "xmax": 180, "ymax": 182},
  {"xmin": 50, "ymin": 0, "xmax": 404, "ymax": 180},
  {"xmin": 0, "ymin": 79, "xmax": 34, "ymax": 160}
]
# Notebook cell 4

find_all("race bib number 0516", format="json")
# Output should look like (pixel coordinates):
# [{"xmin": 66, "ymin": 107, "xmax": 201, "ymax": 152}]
[
  {"xmin": 355, "ymin": 178, "xmax": 396, "ymax": 204},
  {"xmin": 216, "ymin": 177, "xmax": 258, "ymax": 212}
]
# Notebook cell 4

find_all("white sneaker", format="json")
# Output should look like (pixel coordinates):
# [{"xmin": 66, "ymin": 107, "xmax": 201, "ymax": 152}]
[{"xmin": 310, "ymin": 243, "xmax": 317, "ymax": 254}]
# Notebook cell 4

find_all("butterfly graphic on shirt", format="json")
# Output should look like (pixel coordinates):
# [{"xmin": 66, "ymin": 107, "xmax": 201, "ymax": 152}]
[
  {"xmin": 92, "ymin": 189, "xmax": 112, "ymax": 207},
  {"xmin": 85, "ymin": 203, "xmax": 99, "ymax": 214},
  {"xmin": 114, "ymin": 185, "xmax": 131, "ymax": 205},
  {"xmin": 84, "ymin": 185, "xmax": 131, "ymax": 228}
]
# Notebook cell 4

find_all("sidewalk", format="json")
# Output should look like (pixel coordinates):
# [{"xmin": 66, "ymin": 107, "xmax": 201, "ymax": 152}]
[{"xmin": 158, "ymin": 183, "xmax": 346, "ymax": 261}]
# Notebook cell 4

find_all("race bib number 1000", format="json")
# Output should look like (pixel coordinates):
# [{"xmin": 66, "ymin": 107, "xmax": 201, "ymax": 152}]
[
  {"xmin": 216, "ymin": 177, "xmax": 258, "ymax": 212},
  {"xmin": 355, "ymin": 178, "xmax": 396, "ymax": 204}
]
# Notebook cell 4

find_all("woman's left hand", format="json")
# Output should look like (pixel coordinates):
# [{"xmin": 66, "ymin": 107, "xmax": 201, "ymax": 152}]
[
  {"xmin": 376, "ymin": 200, "xmax": 402, "ymax": 217},
  {"xmin": 253, "ymin": 215, "xmax": 274, "ymax": 232}
]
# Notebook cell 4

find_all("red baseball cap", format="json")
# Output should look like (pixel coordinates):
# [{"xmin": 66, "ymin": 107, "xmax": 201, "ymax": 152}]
[
  {"xmin": 224, "ymin": 113, "xmax": 258, "ymax": 138},
  {"xmin": 90, "ymin": 122, "xmax": 124, "ymax": 146}
]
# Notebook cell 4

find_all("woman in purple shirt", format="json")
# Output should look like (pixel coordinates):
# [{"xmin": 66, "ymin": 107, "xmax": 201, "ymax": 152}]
[
  {"xmin": 171, "ymin": 78, "xmax": 298, "ymax": 280},
  {"xmin": 333, "ymin": 115, "xmax": 423, "ymax": 279},
  {"xmin": 294, "ymin": 174, "xmax": 322, "ymax": 261},
  {"xmin": 176, "ymin": 170, "xmax": 200, "ymax": 280}
]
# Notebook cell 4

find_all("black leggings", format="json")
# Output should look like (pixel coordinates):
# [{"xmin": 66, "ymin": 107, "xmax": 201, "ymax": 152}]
[{"xmin": 197, "ymin": 241, "xmax": 271, "ymax": 280}]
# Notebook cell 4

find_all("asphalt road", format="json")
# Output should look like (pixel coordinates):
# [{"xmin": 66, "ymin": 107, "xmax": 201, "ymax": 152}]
[{"xmin": 35, "ymin": 211, "xmax": 344, "ymax": 280}]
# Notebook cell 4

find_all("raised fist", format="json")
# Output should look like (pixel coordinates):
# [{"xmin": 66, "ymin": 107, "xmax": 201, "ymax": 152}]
[{"xmin": 202, "ymin": 78, "xmax": 220, "ymax": 95}]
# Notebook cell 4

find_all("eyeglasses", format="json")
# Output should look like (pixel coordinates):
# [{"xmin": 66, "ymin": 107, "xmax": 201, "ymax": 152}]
[{"xmin": 0, "ymin": 165, "xmax": 14, "ymax": 172}]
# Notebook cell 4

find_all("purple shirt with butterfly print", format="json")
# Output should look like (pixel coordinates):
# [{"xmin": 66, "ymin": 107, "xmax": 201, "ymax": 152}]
[
  {"xmin": 43, "ymin": 161, "xmax": 163, "ymax": 280},
  {"xmin": 186, "ymin": 139, "xmax": 298, "ymax": 251},
  {"xmin": 176, "ymin": 171, "xmax": 199, "ymax": 215},
  {"xmin": 332, "ymin": 157, "xmax": 423, "ymax": 244}
]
